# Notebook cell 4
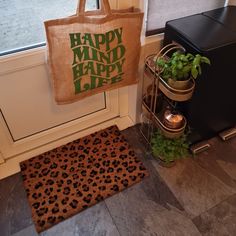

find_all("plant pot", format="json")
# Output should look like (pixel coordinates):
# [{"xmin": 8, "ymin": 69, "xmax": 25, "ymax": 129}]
[
  {"xmin": 158, "ymin": 156, "xmax": 176, "ymax": 168},
  {"xmin": 167, "ymin": 78, "xmax": 191, "ymax": 90},
  {"xmin": 153, "ymin": 153, "xmax": 176, "ymax": 168}
]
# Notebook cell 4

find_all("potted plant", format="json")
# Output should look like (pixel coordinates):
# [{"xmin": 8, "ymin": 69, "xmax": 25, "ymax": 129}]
[
  {"xmin": 156, "ymin": 51, "xmax": 210, "ymax": 90},
  {"xmin": 151, "ymin": 130, "xmax": 189, "ymax": 167}
]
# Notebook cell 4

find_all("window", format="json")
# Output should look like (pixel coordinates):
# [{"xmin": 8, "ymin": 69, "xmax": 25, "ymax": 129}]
[
  {"xmin": 0, "ymin": 0, "xmax": 98, "ymax": 56},
  {"xmin": 146, "ymin": 0, "xmax": 226, "ymax": 36}
]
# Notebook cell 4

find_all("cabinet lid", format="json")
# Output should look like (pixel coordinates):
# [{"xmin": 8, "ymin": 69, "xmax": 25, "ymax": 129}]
[
  {"xmin": 166, "ymin": 13, "xmax": 236, "ymax": 52},
  {"xmin": 203, "ymin": 6, "xmax": 236, "ymax": 32}
]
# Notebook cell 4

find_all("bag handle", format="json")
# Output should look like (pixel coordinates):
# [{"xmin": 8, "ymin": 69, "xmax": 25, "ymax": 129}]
[{"xmin": 77, "ymin": 0, "xmax": 111, "ymax": 15}]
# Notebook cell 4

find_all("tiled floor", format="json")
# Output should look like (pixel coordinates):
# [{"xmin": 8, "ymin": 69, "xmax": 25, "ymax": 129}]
[{"xmin": 0, "ymin": 125, "xmax": 236, "ymax": 236}]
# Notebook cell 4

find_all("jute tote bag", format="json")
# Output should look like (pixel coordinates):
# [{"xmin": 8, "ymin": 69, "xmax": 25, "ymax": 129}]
[{"xmin": 44, "ymin": 0, "xmax": 144, "ymax": 104}]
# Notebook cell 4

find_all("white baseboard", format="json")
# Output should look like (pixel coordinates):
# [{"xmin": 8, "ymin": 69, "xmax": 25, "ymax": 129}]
[{"xmin": 0, "ymin": 116, "xmax": 134, "ymax": 180}]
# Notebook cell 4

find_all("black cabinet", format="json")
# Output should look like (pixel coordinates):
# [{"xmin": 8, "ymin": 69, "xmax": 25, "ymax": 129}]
[{"xmin": 163, "ymin": 6, "xmax": 236, "ymax": 144}]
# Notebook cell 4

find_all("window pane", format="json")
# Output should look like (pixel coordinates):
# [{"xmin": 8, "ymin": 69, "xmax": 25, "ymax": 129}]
[
  {"xmin": 147, "ymin": 0, "xmax": 226, "ymax": 34},
  {"xmin": 0, "ymin": 0, "xmax": 98, "ymax": 55}
]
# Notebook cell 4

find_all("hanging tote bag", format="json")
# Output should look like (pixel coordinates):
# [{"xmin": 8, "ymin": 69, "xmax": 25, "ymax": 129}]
[{"xmin": 44, "ymin": 0, "xmax": 144, "ymax": 104}]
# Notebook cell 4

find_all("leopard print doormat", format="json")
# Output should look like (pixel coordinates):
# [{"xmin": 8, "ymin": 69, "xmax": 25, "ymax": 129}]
[{"xmin": 20, "ymin": 125, "xmax": 148, "ymax": 233}]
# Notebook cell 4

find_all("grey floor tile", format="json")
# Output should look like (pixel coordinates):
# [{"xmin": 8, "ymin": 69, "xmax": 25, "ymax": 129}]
[
  {"xmin": 194, "ymin": 137, "xmax": 236, "ymax": 190},
  {"xmin": 123, "ymin": 126, "xmax": 184, "ymax": 211},
  {"xmin": 40, "ymin": 201, "xmax": 120, "ymax": 236},
  {"xmin": 228, "ymin": 136, "xmax": 236, "ymax": 152},
  {"xmin": 137, "ymin": 162, "xmax": 184, "ymax": 211},
  {"xmin": 13, "ymin": 202, "xmax": 120, "ymax": 236},
  {"xmin": 152, "ymin": 158, "xmax": 235, "ymax": 218},
  {"xmin": 193, "ymin": 194, "xmax": 236, "ymax": 236},
  {"xmin": 217, "ymin": 159, "xmax": 236, "ymax": 181},
  {"xmin": 11, "ymin": 225, "xmax": 38, "ymax": 236},
  {"xmin": 0, "ymin": 173, "xmax": 33, "ymax": 236},
  {"xmin": 105, "ymin": 183, "xmax": 201, "ymax": 236},
  {"xmin": 208, "ymin": 136, "xmax": 236, "ymax": 162}
]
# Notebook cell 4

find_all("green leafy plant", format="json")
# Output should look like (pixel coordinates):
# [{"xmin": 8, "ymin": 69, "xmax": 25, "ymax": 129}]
[
  {"xmin": 151, "ymin": 130, "xmax": 189, "ymax": 164},
  {"xmin": 156, "ymin": 51, "xmax": 210, "ymax": 81}
]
